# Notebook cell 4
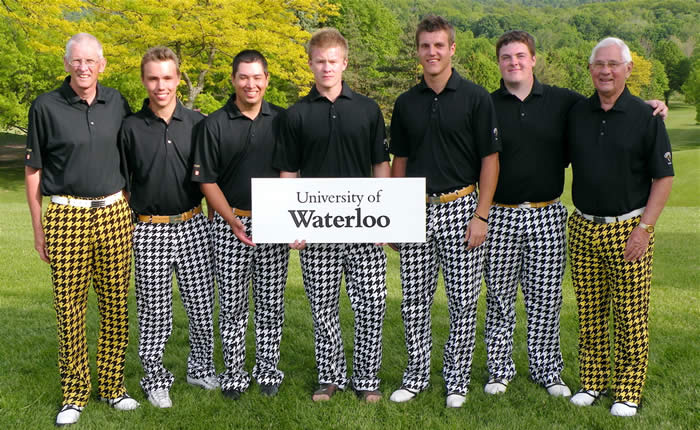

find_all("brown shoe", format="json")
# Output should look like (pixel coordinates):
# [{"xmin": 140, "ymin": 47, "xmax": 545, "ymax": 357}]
[
  {"xmin": 356, "ymin": 389, "xmax": 382, "ymax": 403},
  {"xmin": 312, "ymin": 383, "xmax": 339, "ymax": 402}
]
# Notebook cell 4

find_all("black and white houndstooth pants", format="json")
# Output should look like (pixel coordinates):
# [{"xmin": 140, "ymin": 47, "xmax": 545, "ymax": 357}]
[
  {"xmin": 398, "ymin": 192, "xmax": 484, "ymax": 395},
  {"xmin": 212, "ymin": 213, "xmax": 289, "ymax": 391},
  {"xmin": 300, "ymin": 243, "xmax": 387, "ymax": 391},
  {"xmin": 484, "ymin": 202, "xmax": 567, "ymax": 385},
  {"xmin": 133, "ymin": 213, "xmax": 216, "ymax": 394}
]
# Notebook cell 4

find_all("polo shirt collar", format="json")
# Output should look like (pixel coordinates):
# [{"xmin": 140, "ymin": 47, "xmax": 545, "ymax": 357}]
[
  {"xmin": 140, "ymin": 98, "xmax": 186, "ymax": 125},
  {"xmin": 589, "ymin": 86, "xmax": 633, "ymax": 112},
  {"xmin": 418, "ymin": 68, "xmax": 461, "ymax": 93},
  {"xmin": 494, "ymin": 77, "xmax": 543, "ymax": 99},
  {"xmin": 59, "ymin": 76, "xmax": 107, "ymax": 105},
  {"xmin": 308, "ymin": 81, "xmax": 354, "ymax": 101},
  {"xmin": 225, "ymin": 94, "xmax": 272, "ymax": 119}
]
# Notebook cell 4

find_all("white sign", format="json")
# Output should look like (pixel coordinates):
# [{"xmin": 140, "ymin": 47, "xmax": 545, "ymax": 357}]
[{"xmin": 251, "ymin": 178, "xmax": 426, "ymax": 244}]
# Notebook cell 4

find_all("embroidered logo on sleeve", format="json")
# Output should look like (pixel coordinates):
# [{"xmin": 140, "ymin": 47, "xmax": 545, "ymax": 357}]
[{"xmin": 663, "ymin": 152, "xmax": 672, "ymax": 165}]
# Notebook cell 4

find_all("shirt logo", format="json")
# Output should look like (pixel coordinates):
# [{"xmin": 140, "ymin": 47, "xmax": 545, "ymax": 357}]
[
  {"xmin": 194, "ymin": 170, "xmax": 200, "ymax": 176},
  {"xmin": 493, "ymin": 127, "xmax": 499, "ymax": 140},
  {"xmin": 664, "ymin": 152, "xmax": 672, "ymax": 165}
]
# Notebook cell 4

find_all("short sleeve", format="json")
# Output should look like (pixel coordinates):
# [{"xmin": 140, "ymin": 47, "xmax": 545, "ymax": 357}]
[
  {"xmin": 271, "ymin": 108, "xmax": 301, "ymax": 172},
  {"xmin": 191, "ymin": 118, "xmax": 221, "ymax": 183}
]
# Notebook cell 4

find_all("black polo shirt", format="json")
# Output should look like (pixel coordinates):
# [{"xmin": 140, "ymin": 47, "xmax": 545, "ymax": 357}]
[
  {"xmin": 25, "ymin": 76, "xmax": 131, "ymax": 197},
  {"xmin": 192, "ymin": 96, "xmax": 283, "ymax": 210},
  {"xmin": 272, "ymin": 82, "xmax": 389, "ymax": 177},
  {"xmin": 390, "ymin": 69, "xmax": 500, "ymax": 194},
  {"xmin": 491, "ymin": 79, "xmax": 583, "ymax": 204},
  {"xmin": 120, "ymin": 100, "xmax": 205, "ymax": 215},
  {"xmin": 568, "ymin": 87, "xmax": 674, "ymax": 216}
]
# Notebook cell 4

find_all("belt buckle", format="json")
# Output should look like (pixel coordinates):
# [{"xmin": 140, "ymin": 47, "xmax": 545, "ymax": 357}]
[
  {"xmin": 593, "ymin": 216, "xmax": 606, "ymax": 224},
  {"xmin": 427, "ymin": 195, "xmax": 441, "ymax": 205},
  {"xmin": 169, "ymin": 214, "xmax": 183, "ymax": 223},
  {"xmin": 90, "ymin": 200, "xmax": 106, "ymax": 208}
]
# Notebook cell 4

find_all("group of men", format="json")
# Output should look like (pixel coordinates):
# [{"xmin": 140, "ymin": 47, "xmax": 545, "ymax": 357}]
[{"xmin": 25, "ymin": 14, "xmax": 673, "ymax": 427}]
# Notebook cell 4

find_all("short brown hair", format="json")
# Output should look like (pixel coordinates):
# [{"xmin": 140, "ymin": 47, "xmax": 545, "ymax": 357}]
[
  {"xmin": 307, "ymin": 28, "xmax": 348, "ymax": 59},
  {"xmin": 496, "ymin": 30, "xmax": 536, "ymax": 58},
  {"xmin": 141, "ymin": 46, "xmax": 180, "ymax": 78},
  {"xmin": 415, "ymin": 15, "xmax": 455, "ymax": 47}
]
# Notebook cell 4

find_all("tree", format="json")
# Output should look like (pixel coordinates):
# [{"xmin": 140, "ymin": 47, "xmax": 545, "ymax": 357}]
[
  {"xmin": 627, "ymin": 51, "xmax": 653, "ymax": 97},
  {"xmin": 682, "ymin": 58, "xmax": 700, "ymax": 123},
  {"xmin": 0, "ymin": 18, "xmax": 63, "ymax": 131},
  {"xmin": 640, "ymin": 58, "xmax": 670, "ymax": 101},
  {"xmin": 653, "ymin": 39, "xmax": 691, "ymax": 103},
  {"xmin": 0, "ymin": 0, "xmax": 338, "ymax": 112}
]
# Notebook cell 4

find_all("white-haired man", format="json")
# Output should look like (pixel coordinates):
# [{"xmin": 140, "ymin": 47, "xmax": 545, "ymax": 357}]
[
  {"xmin": 25, "ymin": 33, "xmax": 139, "ymax": 426},
  {"xmin": 567, "ymin": 37, "xmax": 673, "ymax": 417}
]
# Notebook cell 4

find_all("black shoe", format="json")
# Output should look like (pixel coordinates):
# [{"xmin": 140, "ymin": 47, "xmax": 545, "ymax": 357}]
[
  {"xmin": 222, "ymin": 388, "xmax": 243, "ymax": 400},
  {"xmin": 260, "ymin": 384, "xmax": 279, "ymax": 397}
]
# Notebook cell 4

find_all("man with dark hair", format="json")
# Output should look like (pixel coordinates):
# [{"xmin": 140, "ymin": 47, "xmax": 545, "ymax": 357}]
[
  {"xmin": 25, "ymin": 32, "xmax": 139, "ymax": 426},
  {"xmin": 194, "ymin": 49, "xmax": 290, "ymax": 400},
  {"xmin": 567, "ymin": 37, "xmax": 673, "ymax": 417},
  {"xmin": 120, "ymin": 46, "xmax": 218, "ymax": 409},
  {"xmin": 273, "ymin": 27, "xmax": 390, "ymax": 403},
  {"xmin": 389, "ymin": 15, "xmax": 500, "ymax": 408},
  {"xmin": 484, "ymin": 30, "xmax": 668, "ymax": 400}
]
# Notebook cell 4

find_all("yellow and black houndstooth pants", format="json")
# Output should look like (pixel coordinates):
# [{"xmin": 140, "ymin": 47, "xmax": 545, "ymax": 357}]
[
  {"xmin": 44, "ymin": 196, "xmax": 132, "ymax": 407},
  {"xmin": 568, "ymin": 212, "xmax": 654, "ymax": 404}
]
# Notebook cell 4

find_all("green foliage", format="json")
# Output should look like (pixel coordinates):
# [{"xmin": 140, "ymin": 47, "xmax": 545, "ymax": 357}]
[
  {"xmin": 682, "ymin": 59, "xmax": 700, "ymax": 123},
  {"xmin": 0, "ymin": 18, "xmax": 63, "ymax": 131},
  {"xmin": 640, "ymin": 58, "xmax": 670, "ymax": 101},
  {"xmin": 653, "ymin": 39, "xmax": 692, "ymax": 103}
]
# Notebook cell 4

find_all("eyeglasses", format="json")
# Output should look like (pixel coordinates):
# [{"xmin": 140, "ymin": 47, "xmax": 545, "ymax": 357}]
[
  {"xmin": 69, "ymin": 58, "xmax": 99, "ymax": 68},
  {"xmin": 591, "ymin": 61, "xmax": 626, "ymax": 71}
]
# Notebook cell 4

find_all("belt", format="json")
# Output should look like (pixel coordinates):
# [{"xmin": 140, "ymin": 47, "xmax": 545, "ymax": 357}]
[
  {"xmin": 495, "ymin": 198, "xmax": 559, "ymax": 209},
  {"xmin": 575, "ymin": 207, "xmax": 644, "ymax": 224},
  {"xmin": 137, "ymin": 205, "xmax": 202, "ymax": 224},
  {"xmin": 51, "ymin": 191, "xmax": 123, "ymax": 208},
  {"xmin": 427, "ymin": 185, "xmax": 476, "ymax": 205},
  {"xmin": 233, "ymin": 208, "xmax": 252, "ymax": 217}
]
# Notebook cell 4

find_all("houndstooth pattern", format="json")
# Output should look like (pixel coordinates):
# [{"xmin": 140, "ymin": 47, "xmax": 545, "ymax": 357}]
[
  {"xmin": 133, "ymin": 213, "xmax": 216, "ymax": 393},
  {"xmin": 484, "ymin": 202, "xmax": 567, "ymax": 385},
  {"xmin": 398, "ymin": 193, "xmax": 484, "ymax": 395},
  {"xmin": 44, "ymin": 197, "xmax": 132, "ymax": 407},
  {"xmin": 212, "ymin": 213, "xmax": 289, "ymax": 391},
  {"xmin": 300, "ymin": 243, "xmax": 387, "ymax": 391},
  {"xmin": 568, "ymin": 212, "xmax": 654, "ymax": 404}
]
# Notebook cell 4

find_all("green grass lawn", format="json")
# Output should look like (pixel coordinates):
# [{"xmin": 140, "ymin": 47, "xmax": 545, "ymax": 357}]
[{"xmin": 0, "ymin": 110, "xmax": 698, "ymax": 429}]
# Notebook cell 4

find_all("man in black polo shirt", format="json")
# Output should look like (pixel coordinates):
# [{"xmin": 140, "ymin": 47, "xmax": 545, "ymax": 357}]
[
  {"xmin": 272, "ymin": 28, "xmax": 390, "ymax": 403},
  {"xmin": 24, "ymin": 33, "xmax": 139, "ymax": 426},
  {"xmin": 120, "ymin": 47, "xmax": 218, "ymax": 409},
  {"xmin": 388, "ymin": 16, "xmax": 500, "ymax": 408},
  {"xmin": 567, "ymin": 37, "xmax": 673, "ymax": 417},
  {"xmin": 484, "ymin": 31, "xmax": 669, "ymax": 400},
  {"xmin": 193, "ymin": 50, "xmax": 289, "ymax": 400}
]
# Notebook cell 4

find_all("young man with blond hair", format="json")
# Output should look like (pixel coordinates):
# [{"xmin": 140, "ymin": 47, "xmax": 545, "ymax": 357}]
[
  {"xmin": 273, "ymin": 28, "xmax": 390, "ymax": 403},
  {"xmin": 120, "ymin": 46, "xmax": 218, "ymax": 409}
]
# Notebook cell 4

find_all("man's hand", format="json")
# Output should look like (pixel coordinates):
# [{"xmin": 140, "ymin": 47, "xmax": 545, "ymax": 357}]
[
  {"xmin": 34, "ymin": 227, "xmax": 49, "ymax": 263},
  {"xmin": 229, "ymin": 217, "xmax": 255, "ymax": 247},
  {"xmin": 646, "ymin": 100, "xmax": 668, "ymax": 119},
  {"xmin": 289, "ymin": 239, "xmax": 306, "ymax": 250},
  {"xmin": 623, "ymin": 227, "xmax": 650, "ymax": 262},
  {"xmin": 465, "ymin": 217, "xmax": 487, "ymax": 250}
]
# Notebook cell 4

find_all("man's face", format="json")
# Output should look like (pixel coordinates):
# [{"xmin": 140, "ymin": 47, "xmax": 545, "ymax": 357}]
[
  {"xmin": 589, "ymin": 44, "xmax": 632, "ymax": 98},
  {"xmin": 417, "ymin": 30, "xmax": 455, "ymax": 78},
  {"xmin": 63, "ymin": 40, "xmax": 106, "ymax": 92},
  {"xmin": 498, "ymin": 42, "xmax": 535, "ymax": 86},
  {"xmin": 141, "ymin": 60, "xmax": 180, "ymax": 110},
  {"xmin": 233, "ymin": 61, "xmax": 269, "ymax": 109},
  {"xmin": 308, "ymin": 45, "xmax": 347, "ymax": 93}
]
